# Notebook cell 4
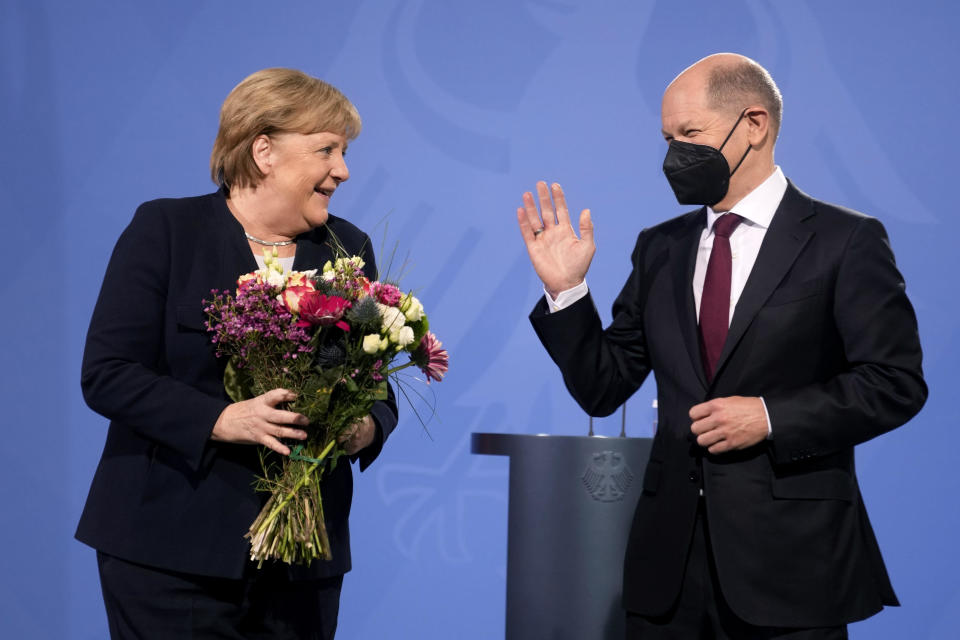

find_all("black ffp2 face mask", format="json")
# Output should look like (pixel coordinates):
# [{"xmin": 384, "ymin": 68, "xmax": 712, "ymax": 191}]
[{"xmin": 662, "ymin": 108, "xmax": 750, "ymax": 206}]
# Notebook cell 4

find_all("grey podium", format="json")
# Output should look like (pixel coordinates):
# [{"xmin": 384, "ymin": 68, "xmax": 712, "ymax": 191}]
[{"xmin": 471, "ymin": 433, "xmax": 652, "ymax": 640}]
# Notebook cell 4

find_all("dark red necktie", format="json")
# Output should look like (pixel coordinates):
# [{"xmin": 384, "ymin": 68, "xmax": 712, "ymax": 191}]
[{"xmin": 699, "ymin": 213, "xmax": 742, "ymax": 382}]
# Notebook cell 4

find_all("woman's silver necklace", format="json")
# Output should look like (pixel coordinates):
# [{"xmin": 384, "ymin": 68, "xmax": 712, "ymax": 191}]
[{"xmin": 245, "ymin": 231, "xmax": 294, "ymax": 247}]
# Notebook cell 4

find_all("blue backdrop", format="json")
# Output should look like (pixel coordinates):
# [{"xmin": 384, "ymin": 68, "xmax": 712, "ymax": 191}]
[{"xmin": 2, "ymin": 1, "xmax": 957, "ymax": 638}]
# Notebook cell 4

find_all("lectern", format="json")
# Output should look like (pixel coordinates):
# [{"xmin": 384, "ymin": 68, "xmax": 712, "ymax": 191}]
[{"xmin": 471, "ymin": 433, "xmax": 652, "ymax": 640}]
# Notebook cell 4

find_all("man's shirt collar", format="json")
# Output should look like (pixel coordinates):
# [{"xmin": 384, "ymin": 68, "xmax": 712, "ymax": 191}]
[{"xmin": 706, "ymin": 166, "xmax": 787, "ymax": 232}]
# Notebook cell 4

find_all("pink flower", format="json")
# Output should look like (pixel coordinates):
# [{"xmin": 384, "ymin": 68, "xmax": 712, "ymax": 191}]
[
  {"xmin": 372, "ymin": 282, "xmax": 403, "ymax": 307},
  {"xmin": 359, "ymin": 276, "xmax": 372, "ymax": 295},
  {"xmin": 237, "ymin": 270, "xmax": 265, "ymax": 291},
  {"xmin": 298, "ymin": 292, "xmax": 352, "ymax": 328},
  {"xmin": 412, "ymin": 331, "xmax": 448, "ymax": 383},
  {"xmin": 281, "ymin": 283, "xmax": 317, "ymax": 314},
  {"xmin": 286, "ymin": 272, "xmax": 313, "ymax": 288}
]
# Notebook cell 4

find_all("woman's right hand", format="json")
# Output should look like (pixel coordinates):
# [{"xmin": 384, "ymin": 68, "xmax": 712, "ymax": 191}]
[{"xmin": 211, "ymin": 388, "xmax": 309, "ymax": 455}]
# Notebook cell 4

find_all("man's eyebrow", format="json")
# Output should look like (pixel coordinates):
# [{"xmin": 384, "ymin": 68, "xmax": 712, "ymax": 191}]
[{"xmin": 661, "ymin": 123, "xmax": 686, "ymax": 137}]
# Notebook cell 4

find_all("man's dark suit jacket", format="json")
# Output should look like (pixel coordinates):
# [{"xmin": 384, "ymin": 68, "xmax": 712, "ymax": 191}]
[
  {"xmin": 531, "ymin": 181, "xmax": 926, "ymax": 628},
  {"xmin": 78, "ymin": 191, "xmax": 398, "ymax": 580}
]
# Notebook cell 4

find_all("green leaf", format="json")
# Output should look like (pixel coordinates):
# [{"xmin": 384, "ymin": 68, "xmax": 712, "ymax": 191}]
[
  {"xmin": 298, "ymin": 366, "xmax": 345, "ymax": 419},
  {"xmin": 223, "ymin": 358, "xmax": 255, "ymax": 402},
  {"xmin": 410, "ymin": 315, "xmax": 430, "ymax": 346}
]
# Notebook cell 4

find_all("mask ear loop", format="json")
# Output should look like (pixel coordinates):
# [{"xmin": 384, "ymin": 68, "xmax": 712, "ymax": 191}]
[{"xmin": 718, "ymin": 107, "xmax": 751, "ymax": 177}]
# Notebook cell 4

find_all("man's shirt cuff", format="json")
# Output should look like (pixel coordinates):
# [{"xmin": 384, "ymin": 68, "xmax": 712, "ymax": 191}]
[
  {"xmin": 545, "ymin": 280, "xmax": 589, "ymax": 313},
  {"xmin": 760, "ymin": 396, "xmax": 773, "ymax": 438}
]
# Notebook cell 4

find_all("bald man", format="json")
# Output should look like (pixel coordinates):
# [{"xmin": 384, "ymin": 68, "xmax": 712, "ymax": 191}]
[{"xmin": 518, "ymin": 53, "xmax": 926, "ymax": 639}]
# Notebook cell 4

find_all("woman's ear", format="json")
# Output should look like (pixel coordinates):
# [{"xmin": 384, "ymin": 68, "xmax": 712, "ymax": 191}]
[{"xmin": 251, "ymin": 134, "xmax": 273, "ymax": 176}]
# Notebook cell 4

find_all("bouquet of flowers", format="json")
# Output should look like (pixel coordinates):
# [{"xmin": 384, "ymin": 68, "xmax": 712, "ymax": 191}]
[{"xmin": 204, "ymin": 247, "xmax": 448, "ymax": 565}]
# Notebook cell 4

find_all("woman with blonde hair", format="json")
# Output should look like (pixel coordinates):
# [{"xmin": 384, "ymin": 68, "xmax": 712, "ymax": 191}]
[{"xmin": 78, "ymin": 68, "xmax": 397, "ymax": 639}]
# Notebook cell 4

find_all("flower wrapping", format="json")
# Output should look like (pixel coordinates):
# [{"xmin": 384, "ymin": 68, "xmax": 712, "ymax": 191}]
[{"xmin": 204, "ymin": 247, "xmax": 448, "ymax": 565}]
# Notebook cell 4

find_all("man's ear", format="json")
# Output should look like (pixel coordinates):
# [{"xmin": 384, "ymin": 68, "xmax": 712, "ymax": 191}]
[{"xmin": 744, "ymin": 106, "xmax": 771, "ymax": 147}]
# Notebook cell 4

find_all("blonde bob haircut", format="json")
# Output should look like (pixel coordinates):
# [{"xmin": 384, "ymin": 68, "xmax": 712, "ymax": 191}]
[{"xmin": 210, "ymin": 68, "xmax": 362, "ymax": 191}]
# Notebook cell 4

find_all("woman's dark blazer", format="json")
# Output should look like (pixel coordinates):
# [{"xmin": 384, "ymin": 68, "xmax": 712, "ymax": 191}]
[{"xmin": 77, "ymin": 191, "xmax": 398, "ymax": 579}]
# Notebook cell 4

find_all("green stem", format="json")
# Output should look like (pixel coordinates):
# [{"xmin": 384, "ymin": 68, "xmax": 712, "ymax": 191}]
[
  {"xmin": 385, "ymin": 361, "xmax": 415, "ymax": 376},
  {"xmin": 258, "ymin": 438, "xmax": 337, "ymax": 532}
]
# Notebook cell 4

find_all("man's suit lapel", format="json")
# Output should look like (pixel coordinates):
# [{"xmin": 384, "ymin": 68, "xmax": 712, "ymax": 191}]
[
  {"xmin": 713, "ymin": 182, "xmax": 815, "ymax": 381},
  {"xmin": 671, "ymin": 207, "xmax": 709, "ymax": 390}
]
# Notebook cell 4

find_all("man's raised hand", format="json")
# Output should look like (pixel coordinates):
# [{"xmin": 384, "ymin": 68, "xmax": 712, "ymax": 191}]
[{"xmin": 517, "ymin": 181, "xmax": 596, "ymax": 298}]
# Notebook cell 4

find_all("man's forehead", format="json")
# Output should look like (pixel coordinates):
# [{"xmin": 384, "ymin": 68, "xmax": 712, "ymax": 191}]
[
  {"xmin": 661, "ymin": 102, "xmax": 709, "ymax": 129},
  {"xmin": 663, "ymin": 81, "xmax": 719, "ymax": 118}
]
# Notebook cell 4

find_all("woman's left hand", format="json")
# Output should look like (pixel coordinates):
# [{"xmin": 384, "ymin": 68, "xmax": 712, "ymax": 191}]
[{"xmin": 339, "ymin": 415, "xmax": 376, "ymax": 454}]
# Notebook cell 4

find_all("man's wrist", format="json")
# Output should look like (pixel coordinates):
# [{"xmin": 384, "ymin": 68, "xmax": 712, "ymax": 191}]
[{"xmin": 546, "ymin": 280, "xmax": 589, "ymax": 312}]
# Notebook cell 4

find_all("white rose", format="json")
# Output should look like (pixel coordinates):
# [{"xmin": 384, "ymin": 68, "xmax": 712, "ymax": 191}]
[
  {"xmin": 388, "ymin": 324, "xmax": 403, "ymax": 343},
  {"xmin": 362, "ymin": 334, "xmax": 382, "ymax": 354},
  {"xmin": 396, "ymin": 325, "xmax": 415, "ymax": 348},
  {"xmin": 401, "ymin": 295, "xmax": 424, "ymax": 322},
  {"xmin": 380, "ymin": 305, "xmax": 406, "ymax": 335},
  {"xmin": 266, "ymin": 269, "xmax": 286, "ymax": 288}
]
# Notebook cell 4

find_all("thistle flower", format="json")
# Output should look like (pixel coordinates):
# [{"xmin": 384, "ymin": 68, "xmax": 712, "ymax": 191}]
[
  {"xmin": 347, "ymin": 296, "xmax": 383, "ymax": 329},
  {"xmin": 315, "ymin": 343, "xmax": 347, "ymax": 367}
]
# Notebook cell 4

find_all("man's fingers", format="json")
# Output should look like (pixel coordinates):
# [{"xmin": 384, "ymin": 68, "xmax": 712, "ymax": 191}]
[
  {"xmin": 536, "ymin": 181, "xmax": 557, "ymax": 227},
  {"xmin": 707, "ymin": 440, "xmax": 730, "ymax": 455},
  {"xmin": 690, "ymin": 415, "xmax": 717, "ymax": 435},
  {"xmin": 519, "ymin": 182, "xmax": 583, "ymax": 238},
  {"xmin": 551, "ymin": 183, "xmax": 572, "ymax": 228},
  {"xmin": 696, "ymin": 428, "xmax": 724, "ymax": 448},
  {"xmin": 520, "ymin": 192, "xmax": 544, "ymax": 232},
  {"xmin": 689, "ymin": 400, "xmax": 715, "ymax": 421},
  {"xmin": 517, "ymin": 207, "xmax": 538, "ymax": 244},
  {"xmin": 578, "ymin": 209, "xmax": 594, "ymax": 242},
  {"xmin": 690, "ymin": 397, "xmax": 768, "ymax": 453}
]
